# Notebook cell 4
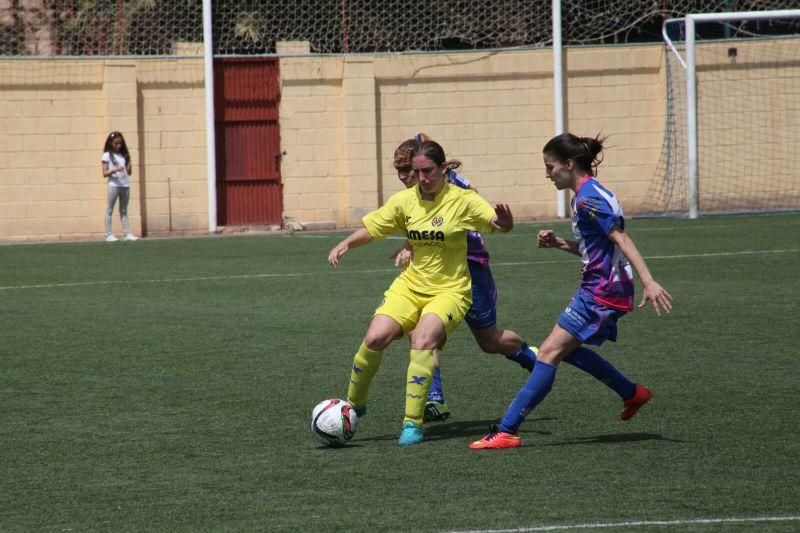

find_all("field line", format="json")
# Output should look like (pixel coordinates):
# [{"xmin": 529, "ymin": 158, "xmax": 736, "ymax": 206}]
[
  {"xmin": 450, "ymin": 514, "xmax": 800, "ymax": 532},
  {"xmin": 0, "ymin": 248, "xmax": 796, "ymax": 291},
  {"xmin": 0, "ymin": 273, "xmax": 306, "ymax": 291},
  {"xmin": 492, "ymin": 248, "xmax": 798, "ymax": 267}
]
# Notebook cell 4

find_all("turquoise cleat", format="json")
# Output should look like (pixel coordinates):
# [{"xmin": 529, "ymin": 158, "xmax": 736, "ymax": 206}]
[{"xmin": 397, "ymin": 421, "xmax": 424, "ymax": 446}]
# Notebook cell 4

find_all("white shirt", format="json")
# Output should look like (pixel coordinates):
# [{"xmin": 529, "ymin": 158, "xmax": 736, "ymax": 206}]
[{"xmin": 102, "ymin": 151, "xmax": 131, "ymax": 187}]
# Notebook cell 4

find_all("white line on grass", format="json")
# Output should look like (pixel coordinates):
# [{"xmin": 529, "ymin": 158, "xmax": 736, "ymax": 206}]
[
  {"xmin": 0, "ymin": 273, "xmax": 306, "ymax": 291},
  {"xmin": 492, "ymin": 248, "xmax": 799, "ymax": 267},
  {"xmin": 449, "ymin": 515, "xmax": 800, "ymax": 532},
  {"xmin": 640, "ymin": 248, "xmax": 799, "ymax": 260},
  {"xmin": 269, "ymin": 223, "xmax": 800, "ymax": 239},
  {"xmin": 0, "ymin": 248, "xmax": 797, "ymax": 291}
]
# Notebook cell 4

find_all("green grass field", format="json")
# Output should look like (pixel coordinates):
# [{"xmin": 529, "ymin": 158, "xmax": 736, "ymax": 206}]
[{"xmin": 2, "ymin": 213, "xmax": 799, "ymax": 532}]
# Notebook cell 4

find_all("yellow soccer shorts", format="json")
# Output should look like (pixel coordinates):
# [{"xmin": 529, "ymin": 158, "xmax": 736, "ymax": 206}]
[{"xmin": 374, "ymin": 276, "xmax": 471, "ymax": 346}]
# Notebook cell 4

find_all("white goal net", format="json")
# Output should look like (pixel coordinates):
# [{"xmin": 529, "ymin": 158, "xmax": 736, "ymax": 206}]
[{"xmin": 644, "ymin": 10, "xmax": 800, "ymax": 216}]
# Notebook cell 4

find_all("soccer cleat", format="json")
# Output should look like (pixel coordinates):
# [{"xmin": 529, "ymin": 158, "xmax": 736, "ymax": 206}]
[
  {"xmin": 620, "ymin": 384, "xmax": 653, "ymax": 421},
  {"xmin": 124, "ymin": 233, "xmax": 140, "ymax": 241},
  {"xmin": 469, "ymin": 425, "xmax": 521, "ymax": 450},
  {"xmin": 105, "ymin": 235, "xmax": 119, "ymax": 242},
  {"xmin": 424, "ymin": 401, "xmax": 451, "ymax": 422},
  {"xmin": 397, "ymin": 421, "xmax": 424, "ymax": 446}
]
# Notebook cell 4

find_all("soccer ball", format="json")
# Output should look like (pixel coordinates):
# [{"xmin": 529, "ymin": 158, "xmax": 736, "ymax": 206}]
[{"xmin": 311, "ymin": 398, "xmax": 358, "ymax": 447}]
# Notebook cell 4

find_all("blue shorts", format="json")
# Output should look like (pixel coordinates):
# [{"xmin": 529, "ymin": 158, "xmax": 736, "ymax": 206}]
[
  {"xmin": 465, "ymin": 261, "xmax": 497, "ymax": 330},
  {"xmin": 557, "ymin": 290, "xmax": 626, "ymax": 346}
]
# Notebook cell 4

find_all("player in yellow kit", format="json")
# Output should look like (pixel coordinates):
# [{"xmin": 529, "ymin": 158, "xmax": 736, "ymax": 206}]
[{"xmin": 328, "ymin": 139, "xmax": 514, "ymax": 446}]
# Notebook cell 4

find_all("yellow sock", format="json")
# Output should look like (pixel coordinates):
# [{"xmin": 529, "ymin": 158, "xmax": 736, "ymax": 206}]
[
  {"xmin": 347, "ymin": 342, "xmax": 383, "ymax": 410},
  {"xmin": 403, "ymin": 349, "xmax": 434, "ymax": 426}
]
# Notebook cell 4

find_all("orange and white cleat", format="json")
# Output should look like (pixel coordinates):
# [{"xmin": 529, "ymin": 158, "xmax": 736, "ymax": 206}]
[
  {"xmin": 469, "ymin": 426, "xmax": 521, "ymax": 450},
  {"xmin": 620, "ymin": 384, "xmax": 653, "ymax": 421}
]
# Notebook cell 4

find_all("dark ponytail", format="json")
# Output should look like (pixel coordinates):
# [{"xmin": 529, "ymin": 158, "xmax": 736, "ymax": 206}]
[{"xmin": 543, "ymin": 133, "xmax": 607, "ymax": 176}]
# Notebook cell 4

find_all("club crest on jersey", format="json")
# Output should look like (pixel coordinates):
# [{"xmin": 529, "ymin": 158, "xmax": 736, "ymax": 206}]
[{"xmin": 431, "ymin": 216, "xmax": 444, "ymax": 227}]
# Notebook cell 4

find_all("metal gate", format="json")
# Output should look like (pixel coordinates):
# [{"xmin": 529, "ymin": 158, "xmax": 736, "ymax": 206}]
[{"xmin": 214, "ymin": 58, "xmax": 282, "ymax": 226}]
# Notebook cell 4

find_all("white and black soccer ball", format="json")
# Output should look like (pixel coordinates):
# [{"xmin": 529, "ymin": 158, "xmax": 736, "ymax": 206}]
[{"xmin": 311, "ymin": 398, "xmax": 358, "ymax": 447}]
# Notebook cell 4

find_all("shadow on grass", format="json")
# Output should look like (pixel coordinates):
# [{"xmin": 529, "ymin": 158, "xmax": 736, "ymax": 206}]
[
  {"xmin": 427, "ymin": 417, "xmax": 557, "ymax": 441},
  {"xmin": 356, "ymin": 417, "xmax": 556, "ymax": 443},
  {"xmin": 543, "ymin": 432, "xmax": 686, "ymax": 446},
  {"xmin": 313, "ymin": 443, "xmax": 366, "ymax": 450}
]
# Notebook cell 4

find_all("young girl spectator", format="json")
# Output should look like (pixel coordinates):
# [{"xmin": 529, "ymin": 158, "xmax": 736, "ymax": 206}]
[{"xmin": 101, "ymin": 131, "xmax": 139, "ymax": 241}]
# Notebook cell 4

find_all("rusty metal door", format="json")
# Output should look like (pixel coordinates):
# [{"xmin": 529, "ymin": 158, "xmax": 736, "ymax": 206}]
[{"xmin": 214, "ymin": 58, "xmax": 282, "ymax": 226}]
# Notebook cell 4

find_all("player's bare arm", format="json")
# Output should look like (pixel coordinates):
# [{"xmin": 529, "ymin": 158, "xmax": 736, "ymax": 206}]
[
  {"xmin": 608, "ymin": 227, "xmax": 673, "ymax": 316},
  {"xmin": 328, "ymin": 226, "xmax": 373, "ymax": 268},
  {"xmin": 537, "ymin": 230, "xmax": 579, "ymax": 255}
]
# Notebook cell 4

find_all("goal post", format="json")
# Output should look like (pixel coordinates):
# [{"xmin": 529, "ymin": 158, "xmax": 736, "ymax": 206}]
[{"xmin": 658, "ymin": 10, "xmax": 800, "ymax": 218}]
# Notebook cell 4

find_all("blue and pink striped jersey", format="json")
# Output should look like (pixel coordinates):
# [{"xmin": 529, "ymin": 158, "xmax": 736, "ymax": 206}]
[
  {"xmin": 447, "ymin": 170, "xmax": 490, "ymax": 265},
  {"xmin": 571, "ymin": 176, "xmax": 634, "ymax": 312}
]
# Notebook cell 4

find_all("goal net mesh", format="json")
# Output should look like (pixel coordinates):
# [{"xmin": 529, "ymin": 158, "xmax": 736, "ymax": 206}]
[{"xmin": 643, "ymin": 13, "xmax": 800, "ymax": 215}]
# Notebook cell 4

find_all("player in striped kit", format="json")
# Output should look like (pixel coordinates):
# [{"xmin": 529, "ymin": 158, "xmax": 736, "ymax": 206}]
[{"xmin": 470, "ymin": 133, "xmax": 673, "ymax": 449}]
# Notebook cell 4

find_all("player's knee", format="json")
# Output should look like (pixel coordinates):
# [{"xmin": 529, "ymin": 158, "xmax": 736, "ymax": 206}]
[
  {"xmin": 363, "ymin": 331, "xmax": 394, "ymax": 351},
  {"xmin": 536, "ymin": 344, "xmax": 563, "ymax": 365},
  {"xmin": 409, "ymin": 330, "xmax": 440, "ymax": 350},
  {"xmin": 410, "ymin": 337, "xmax": 438, "ymax": 350}
]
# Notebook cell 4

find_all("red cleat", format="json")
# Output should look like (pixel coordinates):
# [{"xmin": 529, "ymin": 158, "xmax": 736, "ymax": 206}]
[
  {"xmin": 621, "ymin": 384, "xmax": 653, "ymax": 421},
  {"xmin": 469, "ymin": 426, "xmax": 521, "ymax": 449}
]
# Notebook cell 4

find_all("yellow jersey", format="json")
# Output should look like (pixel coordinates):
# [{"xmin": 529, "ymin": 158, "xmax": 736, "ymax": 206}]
[{"xmin": 362, "ymin": 182, "xmax": 497, "ymax": 296}]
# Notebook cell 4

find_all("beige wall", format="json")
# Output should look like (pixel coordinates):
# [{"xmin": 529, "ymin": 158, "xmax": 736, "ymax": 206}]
[
  {"xmin": 0, "ymin": 58, "xmax": 207, "ymax": 242},
  {"xmin": 279, "ymin": 44, "xmax": 666, "ymax": 227},
  {"xmin": 136, "ymin": 60, "xmax": 208, "ymax": 234},
  {"xmin": 0, "ymin": 61, "xmax": 107, "ymax": 239},
  {"xmin": 694, "ymin": 40, "xmax": 800, "ymax": 212},
  {"xmin": 1, "ymin": 46, "xmax": 667, "ymax": 241}
]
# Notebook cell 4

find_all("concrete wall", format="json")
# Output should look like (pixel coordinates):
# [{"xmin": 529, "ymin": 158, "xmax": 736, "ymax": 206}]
[
  {"xmin": 0, "ymin": 61, "xmax": 108, "ymax": 240},
  {"xmin": 0, "ymin": 58, "xmax": 207, "ymax": 242},
  {"xmin": 1, "ymin": 45, "xmax": 667, "ymax": 241},
  {"xmin": 136, "ymin": 60, "xmax": 208, "ymax": 234},
  {"xmin": 694, "ymin": 39, "xmax": 800, "ymax": 212},
  {"xmin": 279, "ymin": 44, "xmax": 666, "ymax": 227}
]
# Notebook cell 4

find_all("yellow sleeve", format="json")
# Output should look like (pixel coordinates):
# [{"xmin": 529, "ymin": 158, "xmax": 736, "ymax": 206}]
[
  {"xmin": 362, "ymin": 192, "xmax": 405, "ymax": 239},
  {"xmin": 461, "ymin": 190, "xmax": 497, "ymax": 233}
]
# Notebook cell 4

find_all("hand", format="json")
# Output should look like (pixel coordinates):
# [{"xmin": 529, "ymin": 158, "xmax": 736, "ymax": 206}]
[
  {"xmin": 494, "ymin": 204, "xmax": 513, "ymax": 231},
  {"xmin": 537, "ymin": 230, "xmax": 557, "ymax": 248},
  {"xmin": 639, "ymin": 280, "xmax": 673, "ymax": 316},
  {"xmin": 391, "ymin": 248, "xmax": 413, "ymax": 268},
  {"xmin": 328, "ymin": 242, "xmax": 349, "ymax": 268}
]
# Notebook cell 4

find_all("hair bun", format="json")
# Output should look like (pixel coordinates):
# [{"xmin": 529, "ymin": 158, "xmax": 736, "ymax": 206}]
[{"xmin": 581, "ymin": 136, "xmax": 604, "ymax": 158}]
